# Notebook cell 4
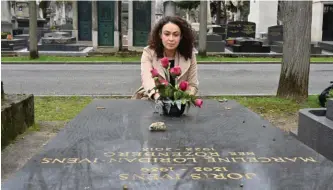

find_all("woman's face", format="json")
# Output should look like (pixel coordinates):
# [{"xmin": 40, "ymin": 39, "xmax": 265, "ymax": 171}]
[{"xmin": 160, "ymin": 22, "xmax": 181, "ymax": 51}]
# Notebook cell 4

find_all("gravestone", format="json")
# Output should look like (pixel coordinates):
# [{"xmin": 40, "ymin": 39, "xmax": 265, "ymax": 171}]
[
  {"xmin": 268, "ymin": 25, "xmax": 323, "ymax": 54},
  {"xmin": 2, "ymin": 99, "xmax": 333, "ymax": 189},
  {"xmin": 291, "ymin": 98, "xmax": 333, "ymax": 161},
  {"xmin": 212, "ymin": 24, "xmax": 226, "ymax": 40},
  {"xmin": 226, "ymin": 21, "xmax": 256, "ymax": 39},
  {"xmin": 206, "ymin": 34, "xmax": 225, "ymax": 52},
  {"xmin": 225, "ymin": 21, "xmax": 270, "ymax": 53},
  {"xmin": 318, "ymin": 41, "xmax": 333, "ymax": 53},
  {"xmin": 267, "ymin": 25, "xmax": 283, "ymax": 45}
]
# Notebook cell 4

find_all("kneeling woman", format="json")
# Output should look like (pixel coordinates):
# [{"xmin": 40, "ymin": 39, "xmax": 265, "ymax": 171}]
[{"xmin": 132, "ymin": 16, "xmax": 199, "ymax": 100}]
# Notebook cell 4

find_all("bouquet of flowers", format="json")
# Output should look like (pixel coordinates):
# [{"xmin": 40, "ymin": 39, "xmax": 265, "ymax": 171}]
[{"xmin": 148, "ymin": 57, "xmax": 203, "ymax": 116}]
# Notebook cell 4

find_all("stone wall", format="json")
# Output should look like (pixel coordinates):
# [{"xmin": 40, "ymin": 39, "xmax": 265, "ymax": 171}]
[{"xmin": 1, "ymin": 94, "xmax": 35, "ymax": 148}]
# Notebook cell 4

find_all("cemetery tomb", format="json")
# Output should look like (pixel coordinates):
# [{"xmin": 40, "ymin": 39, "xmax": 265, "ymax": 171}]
[
  {"xmin": 2, "ymin": 99, "xmax": 333, "ymax": 189},
  {"xmin": 291, "ymin": 99, "xmax": 333, "ymax": 161}
]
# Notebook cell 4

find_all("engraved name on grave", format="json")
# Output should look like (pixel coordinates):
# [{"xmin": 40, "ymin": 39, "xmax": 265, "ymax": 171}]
[{"xmin": 40, "ymin": 147, "xmax": 318, "ymax": 181}]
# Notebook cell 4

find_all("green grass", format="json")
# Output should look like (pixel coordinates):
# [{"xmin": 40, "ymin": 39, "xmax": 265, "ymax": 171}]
[
  {"xmin": 210, "ymin": 95, "xmax": 321, "ymax": 116},
  {"xmin": 34, "ymin": 95, "xmax": 321, "ymax": 122},
  {"xmin": 2, "ymin": 55, "xmax": 333, "ymax": 62},
  {"xmin": 35, "ymin": 96, "xmax": 92, "ymax": 121}
]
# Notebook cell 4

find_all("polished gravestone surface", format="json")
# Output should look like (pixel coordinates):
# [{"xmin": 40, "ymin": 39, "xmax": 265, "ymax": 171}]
[{"xmin": 2, "ymin": 100, "xmax": 333, "ymax": 190}]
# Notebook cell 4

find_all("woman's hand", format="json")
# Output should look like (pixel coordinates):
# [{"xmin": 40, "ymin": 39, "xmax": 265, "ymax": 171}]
[{"xmin": 153, "ymin": 93, "xmax": 161, "ymax": 101}]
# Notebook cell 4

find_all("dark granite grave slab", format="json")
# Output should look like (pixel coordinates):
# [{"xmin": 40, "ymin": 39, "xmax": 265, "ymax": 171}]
[
  {"xmin": 226, "ymin": 37, "xmax": 270, "ymax": 53},
  {"xmin": 1, "ymin": 39, "xmax": 27, "ymax": 51},
  {"xmin": 271, "ymin": 41, "xmax": 323, "ymax": 54},
  {"xmin": 291, "ymin": 99, "xmax": 333, "ymax": 161},
  {"xmin": 207, "ymin": 34, "xmax": 222, "ymax": 41},
  {"xmin": 212, "ymin": 25, "xmax": 226, "ymax": 40},
  {"xmin": 327, "ymin": 99, "xmax": 333, "ymax": 121},
  {"xmin": 318, "ymin": 41, "xmax": 333, "ymax": 53},
  {"xmin": 226, "ymin": 21, "xmax": 256, "ymax": 39},
  {"xmin": 267, "ymin": 25, "xmax": 283, "ymax": 45},
  {"xmin": 2, "ymin": 100, "xmax": 333, "ymax": 190}
]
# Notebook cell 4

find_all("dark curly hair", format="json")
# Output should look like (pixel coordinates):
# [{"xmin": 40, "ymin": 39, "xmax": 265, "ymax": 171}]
[{"xmin": 148, "ymin": 16, "xmax": 196, "ymax": 61}]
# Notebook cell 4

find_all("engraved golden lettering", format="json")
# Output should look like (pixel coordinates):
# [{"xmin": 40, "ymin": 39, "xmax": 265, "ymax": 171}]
[
  {"xmin": 258, "ymin": 157, "xmax": 271, "ymax": 163},
  {"xmin": 299, "ymin": 157, "xmax": 317, "ymax": 162},
  {"xmin": 173, "ymin": 158, "xmax": 186, "ymax": 163},
  {"xmin": 41, "ymin": 158, "xmax": 52, "ymax": 164},
  {"xmin": 227, "ymin": 173, "xmax": 243, "ymax": 180},
  {"xmin": 172, "ymin": 152, "xmax": 182, "ymax": 156},
  {"xmin": 248, "ymin": 157, "xmax": 259, "ymax": 163},
  {"xmin": 131, "ymin": 152, "xmax": 142, "ymax": 157},
  {"xmin": 245, "ymin": 173, "xmax": 256, "ymax": 179},
  {"xmin": 104, "ymin": 152, "xmax": 115, "ymax": 157},
  {"xmin": 119, "ymin": 173, "xmax": 181, "ymax": 180},
  {"xmin": 271, "ymin": 157, "xmax": 286, "ymax": 162},
  {"xmin": 212, "ymin": 173, "xmax": 227, "ymax": 179},
  {"xmin": 133, "ymin": 174, "xmax": 146, "ymax": 180},
  {"xmin": 143, "ymin": 152, "xmax": 155, "ymax": 157},
  {"xmin": 119, "ymin": 174, "xmax": 128, "ymax": 180},
  {"xmin": 238, "ymin": 152, "xmax": 246, "ymax": 156},
  {"xmin": 232, "ymin": 157, "xmax": 247, "ymax": 162},
  {"xmin": 78, "ymin": 158, "xmax": 92, "ymax": 164},
  {"xmin": 52, "ymin": 158, "xmax": 66, "ymax": 163},
  {"xmin": 150, "ymin": 174, "xmax": 159, "ymax": 180},
  {"xmin": 160, "ymin": 158, "xmax": 171, "ymax": 163},
  {"xmin": 284, "ymin": 157, "xmax": 297, "ymax": 162},
  {"xmin": 213, "ymin": 167, "xmax": 228, "ymax": 172},
  {"xmin": 158, "ymin": 152, "xmax": 169, "ymax": 157},
  {"xmin": 209, "ymin": 152, "xmax": 220, "ymax": 157},
  {"xmin": 229, "ymin": 152, "xmax": 237, "ymax": 156},
  {"xmin": 109, "ymin": 158, "xmax": 117, "ymax": 163},
  {"xmin": 205, "ymin": 157, "xmax": 216, "ymax": 163},
  {"xmin": 138, "ymin": 158, "xmax": 150, "ymax": 163},
  {"xmin": 218, "ymin": 157, "xmax": 231, "ymax": 162},
  {"xmin": 67, "ymin": 158, "xmax": 78, "ymax": 163},
  {"xmin": 191, "ymin": 174, "xmax": 201, "ymax": 179},
  {"xmin": 247, "ymin": 152, "xmax": 255, "ymax": 156},
  {"xmin": 186, "ymin": 148, "xmax": 193, "ymax": 151},
  {"xmin": 195, "ymin": 152, "xmax": 207, "ymax": 157},
  {"xmin": 123, "ymin": 158, "xmax": 137, "ymax": 163},
  {"xmin": 118, "ymin": 152, "xmax": 129, "ymax": 157}
]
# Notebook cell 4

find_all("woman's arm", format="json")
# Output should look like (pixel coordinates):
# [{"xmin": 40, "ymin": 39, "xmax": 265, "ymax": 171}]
[
  {"xmin": 186, "ymin": 52, "xmax": 199, "ymax": 96},
  {"xmin": 141, "ymin": 48, "xmax": 158, "ymax": 99}
]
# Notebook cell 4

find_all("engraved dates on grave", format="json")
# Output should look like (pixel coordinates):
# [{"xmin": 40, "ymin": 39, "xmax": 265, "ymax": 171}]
[{"xmin": 40, "ymin": 147, "xmax": 319, "ymax": 181}]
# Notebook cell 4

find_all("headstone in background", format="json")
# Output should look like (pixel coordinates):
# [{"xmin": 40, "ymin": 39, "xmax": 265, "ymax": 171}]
[
  {"xmin": 226, "ymin": 21, "xmax": 256, "ymax": 39},
  {"xmin": 267, "ymin": 25, "xmax": 283, "ymax": 45},
  {"xmin": 212, "ymin": 24, "xmax": 227, "ymax": 40}
]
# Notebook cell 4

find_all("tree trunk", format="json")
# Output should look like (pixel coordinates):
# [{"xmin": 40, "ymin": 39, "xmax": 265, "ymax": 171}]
[
  {"xmin": 216, "ymin": 1, "xmax": 221, "ymax": 24},
  {"xmin": 198, "ymin": 0, "xmax": 207, "ymax": 57},
  {"xmin": 277, "ymin": 1, "xmax": 312, "ymax": 101},
  {"xmin": 29, "ymin": 0, "xmax": 38, "ymax": 59}
]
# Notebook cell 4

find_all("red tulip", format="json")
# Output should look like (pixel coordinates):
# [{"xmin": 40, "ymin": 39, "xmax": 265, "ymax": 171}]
[
  {"xmin": 159, "ymin": 79, "xmax": 169, "ymax": 86},
  {"xmin": 194, "ymin": 99, "xmax": 203, "ymax": 108},
  {"xmin": 150, "ymin": 68, "xmax": 159, "ymax": 77},
  {"xmin": 160, "ymin": 57, "xmax": 169, "ymax": 68},
  {"xmin": 170, "ymin": 66, "xmax": 181, "ymax": 77},
  {"xmin": 179, "ymin": 81, "xmax": 189, "ymax": 91}
]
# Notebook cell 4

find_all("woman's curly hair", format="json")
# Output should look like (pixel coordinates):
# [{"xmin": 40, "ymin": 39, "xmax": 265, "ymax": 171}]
[{"xmin": 148, "ymin": 16, "xmax": 196, "ymax": 61}]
